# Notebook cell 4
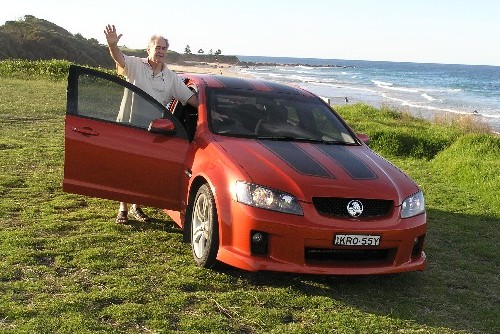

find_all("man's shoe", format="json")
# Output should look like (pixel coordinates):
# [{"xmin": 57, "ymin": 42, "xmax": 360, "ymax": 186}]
[
  {"xmin": 130, "ymin": 207, "xmax": 151, "ymax": 222},
  {"xmin": 116, "ymin": 211, "xmax": 128, "ymax": 224}
]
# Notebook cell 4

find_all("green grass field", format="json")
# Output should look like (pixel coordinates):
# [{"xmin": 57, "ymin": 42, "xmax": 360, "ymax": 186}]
[{"xmin": 1, "ymin": 64, "xmax": 499, "ymax": 333}]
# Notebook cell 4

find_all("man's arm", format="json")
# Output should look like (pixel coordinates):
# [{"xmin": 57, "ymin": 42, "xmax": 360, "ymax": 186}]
[{"xmin": 104, "ymin": 24, "xmax": 125, "ymax": 69}]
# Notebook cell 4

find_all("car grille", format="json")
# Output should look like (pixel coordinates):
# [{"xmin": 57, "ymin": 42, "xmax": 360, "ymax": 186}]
[
  {"xmin": 305, "ymin": 247, "xmax": 395, "ymax": 263},
  {"xmin": 312, "ymin": 197, "xmax": 393, "ymax": 218}
]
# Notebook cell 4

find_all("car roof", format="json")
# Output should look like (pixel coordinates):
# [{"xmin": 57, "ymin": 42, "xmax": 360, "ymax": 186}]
[{"xmin": 181, "ymin": 74, "xmax": 317, "ymax": 98}]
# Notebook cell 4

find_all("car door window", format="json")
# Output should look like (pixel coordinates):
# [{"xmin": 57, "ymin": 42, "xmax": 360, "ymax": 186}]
[
  {"xmin": 77, "ymin": 74, "xmax": 163, "ymax": 128},
  {"xmin": 67, "ymin": 66, "xmax": 181, "ymax": 132}
]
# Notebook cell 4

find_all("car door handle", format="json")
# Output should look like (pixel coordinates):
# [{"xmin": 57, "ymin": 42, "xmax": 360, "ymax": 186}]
[{"xmin": 72, "ymin": 127, "xmax": 99, "ymax": 136}]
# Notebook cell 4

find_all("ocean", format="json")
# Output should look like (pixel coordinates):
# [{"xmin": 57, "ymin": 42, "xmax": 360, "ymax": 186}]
[{"xmin": 236, "ymin": 56, "xmax": 500, "ymax": 133}]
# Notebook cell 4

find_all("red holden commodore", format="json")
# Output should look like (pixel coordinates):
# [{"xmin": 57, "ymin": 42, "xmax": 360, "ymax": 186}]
[{"xmin": 64, "ymin": 65, "xmax": 427, "ymax": 275}]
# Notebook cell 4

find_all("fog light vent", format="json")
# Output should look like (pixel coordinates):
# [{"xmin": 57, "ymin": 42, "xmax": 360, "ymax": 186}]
[
  {"xmin": 412, "ymin": 234, "xmax": 425, "ymax": 257},
  {"xmin": 250, "ymin": 230, "xmax": 268, "ymax": 256}
]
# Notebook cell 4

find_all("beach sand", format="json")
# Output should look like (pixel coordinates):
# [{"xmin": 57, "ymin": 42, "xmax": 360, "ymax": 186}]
[{"xmin": 168, "ymin": 62, "xmax": 247, "ymax": 77}]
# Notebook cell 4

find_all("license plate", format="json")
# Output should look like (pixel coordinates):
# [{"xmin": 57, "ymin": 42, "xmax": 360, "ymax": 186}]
[{"xmin": 334, "ymin": 234, "xmax": 380, "ymax": 246}]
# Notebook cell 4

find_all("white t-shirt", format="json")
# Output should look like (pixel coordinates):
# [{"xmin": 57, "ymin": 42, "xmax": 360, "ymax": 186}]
[{"xmin": 117, "ymin": 55, "xmax": 194, "ymax": 126}]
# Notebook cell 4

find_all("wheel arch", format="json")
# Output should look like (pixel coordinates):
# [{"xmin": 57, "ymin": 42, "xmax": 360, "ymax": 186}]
[{"xmin": 183, "ymin": 175, "xmax": 213, "ymax": 242}]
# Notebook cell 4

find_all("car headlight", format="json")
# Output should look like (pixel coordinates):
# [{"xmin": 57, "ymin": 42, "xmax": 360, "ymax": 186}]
[
  {"xmin": 235, "ymin": 181, "xmax": 303, "ymax": 215},
  {"xmin": 401, "ymin": 191, "xmax": 425, "ymax": 218}
]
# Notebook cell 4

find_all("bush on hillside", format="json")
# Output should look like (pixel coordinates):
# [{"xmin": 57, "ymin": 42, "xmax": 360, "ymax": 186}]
[
  {"xmin": 368, "ymin": 129, "xmax": 452, "ymax": 159},
  {"xmin": 0, "ymin": 16, "xmax": 114, "ymax": 68},
  {"xmin": 335, "ymin": 103, "xmax": 459, "ymax": 159}
]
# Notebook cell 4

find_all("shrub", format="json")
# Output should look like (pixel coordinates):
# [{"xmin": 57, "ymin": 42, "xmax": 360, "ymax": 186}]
[
  {"xmin": 335, "ymin": 103, "xmax": 458, "ymax": 159},
  {"xmin": 0, "ymin": 59, "xmax": 116, "ymax": 80},
  {"xmin": 0, "ymin": 59, "xmax": 71, "ymax": 80}
]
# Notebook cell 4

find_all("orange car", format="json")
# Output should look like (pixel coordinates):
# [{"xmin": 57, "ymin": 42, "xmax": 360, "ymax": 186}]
[{"xmin": 64, "ymin": 65, "xmax": 426, "ymax": 275}]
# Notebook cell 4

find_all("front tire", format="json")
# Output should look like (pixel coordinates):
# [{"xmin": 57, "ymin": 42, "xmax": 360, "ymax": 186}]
[{"xmin": 190, "ymin": 184, "xmax": 219, "ymax": 268}]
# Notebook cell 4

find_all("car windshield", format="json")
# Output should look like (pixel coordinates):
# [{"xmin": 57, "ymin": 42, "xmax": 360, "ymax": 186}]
[{"xmin": 207, "ymin": 89, "xmax": 357, "ymax": 144}]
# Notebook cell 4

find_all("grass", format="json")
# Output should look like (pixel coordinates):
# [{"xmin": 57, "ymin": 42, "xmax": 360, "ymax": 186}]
[{"xmin": 1, "ymin": 66, "xmax": 499, "ymax": 333}]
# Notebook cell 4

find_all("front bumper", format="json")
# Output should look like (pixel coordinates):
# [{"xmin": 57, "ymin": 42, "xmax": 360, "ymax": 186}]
[{"xmin": 216, "ymin": 201, "xmax": 427, "ymax": 275}]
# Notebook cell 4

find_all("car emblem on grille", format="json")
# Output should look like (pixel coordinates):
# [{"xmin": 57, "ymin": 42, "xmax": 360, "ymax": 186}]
[{"xmin": 347, "ymin": 200, "xmax": 363, "ymax": 217}]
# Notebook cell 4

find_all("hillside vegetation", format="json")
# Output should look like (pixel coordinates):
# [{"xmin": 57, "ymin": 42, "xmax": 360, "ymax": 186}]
[
  {"xmin": 0, "ymin": 61, "xmax": 499, "ymax": 333},
  {"xmin": 0, "ymin": 15, "xmax": 114, "ymax": 68},
  {"xmin": 0, "ymin": 15, "xmax": 239, "ymax": 68}
]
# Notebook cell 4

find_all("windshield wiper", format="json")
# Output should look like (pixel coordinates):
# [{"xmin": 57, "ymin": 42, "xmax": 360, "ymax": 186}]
[
  {"xmin": 255, "ymin": 136, "xmax": 345, "ymax": 144},
  {"xmin": 255, "ymin": 135, "xmax": 295, "ymax": 141}
]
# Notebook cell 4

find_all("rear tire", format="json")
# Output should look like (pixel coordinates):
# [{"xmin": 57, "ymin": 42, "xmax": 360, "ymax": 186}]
[{"xmin": 190, "ymin": 184, "xmax": 219, "ymax": 268}]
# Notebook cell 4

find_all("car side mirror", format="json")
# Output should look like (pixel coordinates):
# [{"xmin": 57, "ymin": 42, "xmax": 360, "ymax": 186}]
[
  {"xmin": 357, "ymin": 133, "xmax": 370, "ymax": 145},
  {"xmin": 148, "ymin": 118, "xmax": 176, "ymax": 135}
]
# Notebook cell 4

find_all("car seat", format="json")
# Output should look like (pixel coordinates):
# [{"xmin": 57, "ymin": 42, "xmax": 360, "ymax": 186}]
[{"xmin": 255, "ymin": 105, "xmax": 288, "ymax": 135}]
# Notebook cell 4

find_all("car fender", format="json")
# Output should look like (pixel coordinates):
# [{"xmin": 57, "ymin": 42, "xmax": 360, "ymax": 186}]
[{"xmin": 183, "ymin": 137, "xmax": 251, "ymax": 246}]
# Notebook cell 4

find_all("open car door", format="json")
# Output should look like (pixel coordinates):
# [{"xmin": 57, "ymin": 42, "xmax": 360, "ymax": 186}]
[{"xmin": 63, "ymin": 65, "xmax": 190, "ymax": 210}]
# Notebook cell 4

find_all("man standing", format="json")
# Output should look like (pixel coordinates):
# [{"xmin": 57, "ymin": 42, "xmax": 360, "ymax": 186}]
[{"xmin": 104, "ymin": 24, "xmax": 199, "ymax": 224}]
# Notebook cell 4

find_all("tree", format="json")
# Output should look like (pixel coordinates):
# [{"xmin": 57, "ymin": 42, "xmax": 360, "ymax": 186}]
[
  {"xmin": 215, "ymin": 49, "xmax": 222, "ymax": 55},
  {"xmin": 197, "ymin": 48, "xmax": 204, "ymax": 54},
  {"xmin": 184, "ymin": 45, "xmax": 191, "ymax": 54}
]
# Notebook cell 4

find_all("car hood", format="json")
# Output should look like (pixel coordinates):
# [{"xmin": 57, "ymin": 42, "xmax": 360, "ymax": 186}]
[{"xmin": 215, "ymin": 137, "xmax": 419, "ymax": 204}]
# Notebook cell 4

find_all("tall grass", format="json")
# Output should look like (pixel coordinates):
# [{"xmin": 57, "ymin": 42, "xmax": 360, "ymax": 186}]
[
  {"xmin": 0, "ymin": 59, "xmax": 71, "ymax": 80},
  {"xmin": 0, "ymin": 59, "xmax": 115, "ymax": 80},
  {"xmin": 335, "ymin": 103, "xmax": 462, "ymax": 159},
  {"xmin": 0, "ymin": 63, "xmax": 499, "ymax": 333}
]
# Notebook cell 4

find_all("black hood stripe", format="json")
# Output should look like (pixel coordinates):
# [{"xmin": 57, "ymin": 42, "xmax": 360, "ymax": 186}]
[
  {"xmin": 317, "ymin": 145, "xmax": 377, "ymax": 180},
  {"xmin": 259, "ymin": 141, "xmax": 334, "ymax": 179}
]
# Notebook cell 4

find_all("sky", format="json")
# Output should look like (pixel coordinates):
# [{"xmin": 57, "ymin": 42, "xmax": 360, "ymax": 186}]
[{"xmin": 1, "ymin": 0, "xmax": 499, "ymax": 66}]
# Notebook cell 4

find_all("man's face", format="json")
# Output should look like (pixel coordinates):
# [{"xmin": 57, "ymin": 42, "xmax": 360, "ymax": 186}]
[{"xmin": 147, "ymin": 38, "xmax": 168, "ymax": 63}]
